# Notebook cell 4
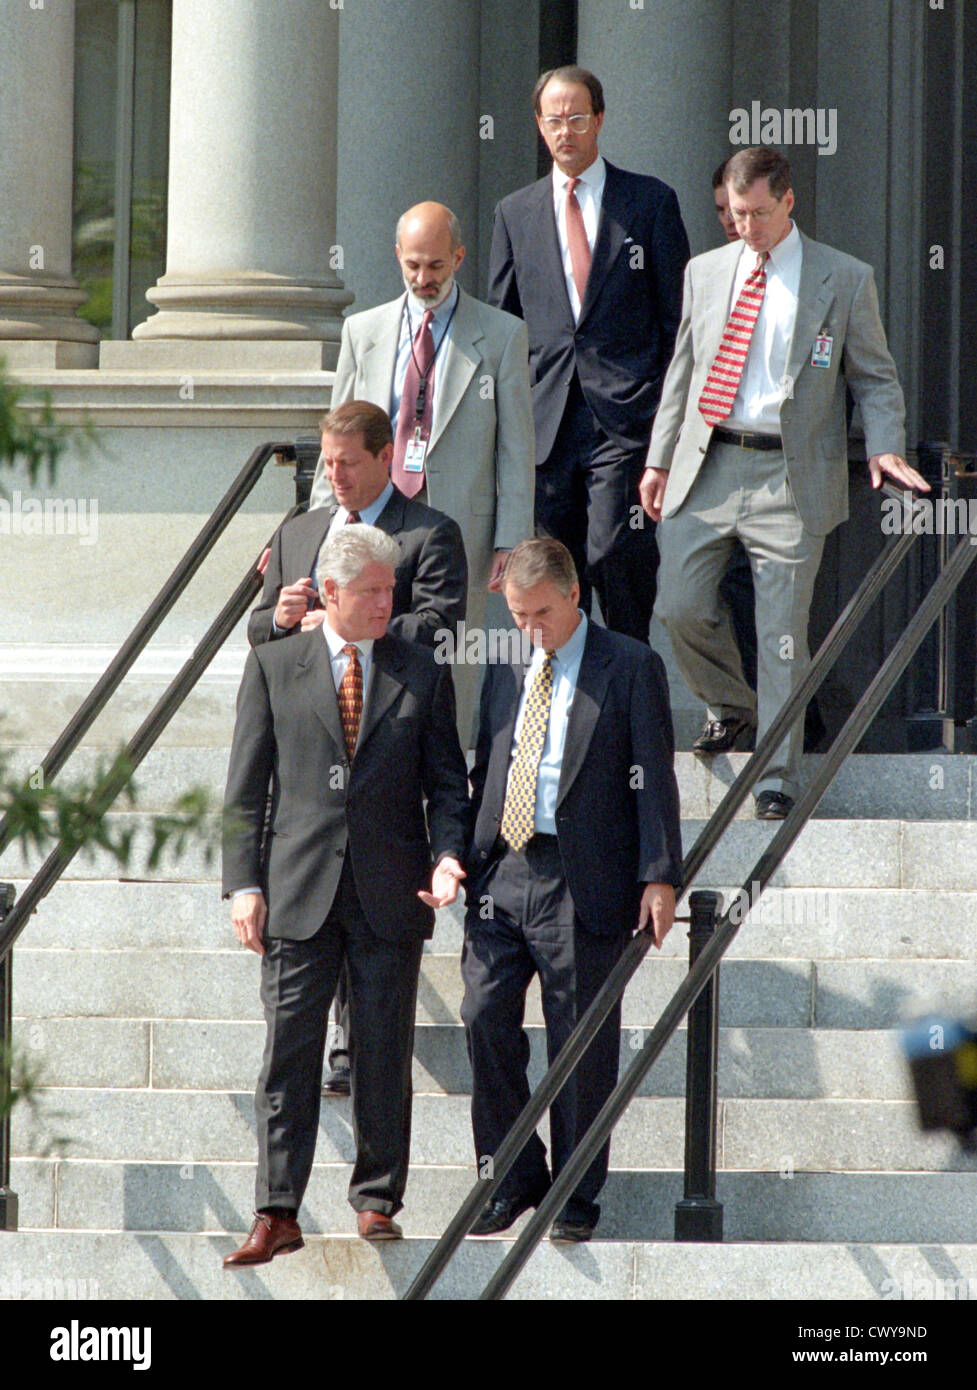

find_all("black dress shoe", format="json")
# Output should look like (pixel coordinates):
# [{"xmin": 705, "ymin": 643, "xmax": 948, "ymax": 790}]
[
  {"xmin": 322, "ymin": 1063, "xmax": 351, "ymax": 1097},
  {"xmin": 691, "ymin": 716, "xmax": 756, "ymax": 755},
  {"xmin": 470, "ymin": 1189, "xmax": 548, "ymax": 1236},
  {"xmin": 550, "ymin": 1218, "xmax": 595, "ymax": 1243},
  {"xmin": 755, "ymin": 790, "xmax": 794, "ymax": 820}
]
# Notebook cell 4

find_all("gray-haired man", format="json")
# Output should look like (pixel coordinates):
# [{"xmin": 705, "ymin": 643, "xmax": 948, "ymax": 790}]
[{"xmin": 222, "ymin": 525, "xmax": 470, "ymax": 1261}]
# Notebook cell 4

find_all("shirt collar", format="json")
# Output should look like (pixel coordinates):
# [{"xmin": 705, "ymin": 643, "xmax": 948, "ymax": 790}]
[
  {"xmin": 323, "ymin": 620, "xmax": 375, "ymax": 663},
  {"xmin": 531, "ymin": 612, "xmax": 588, "ymax": 669},
  {"xmin": 741, "ymin": 219, "xmax": 802, "ymax": 273},
  {"xmin": 553, "ymin": 154, "xmax": 605, "ymax": 194},
  {"xmin": 337, "ymin": 479, "xmax": 393, "ymax": 528}
]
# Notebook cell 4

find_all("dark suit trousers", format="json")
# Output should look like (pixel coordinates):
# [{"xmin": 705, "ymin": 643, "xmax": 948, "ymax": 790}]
[
  {"xmin": 254, "ymin": 861, "xmax": 423, "ymax": 1217},
  {"xmin": 536, "ymin": 373, "xmax": 658, "ymax": 643},
  {"xmin": 460, "ymin": 835, "xmax": 627, "ymax": 1227}
]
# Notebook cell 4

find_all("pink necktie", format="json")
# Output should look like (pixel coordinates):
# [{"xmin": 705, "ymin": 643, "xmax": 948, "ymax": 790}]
[
  {"xmin": 392, "ymin": 309, "xmax": 435, "ymax": 499},
  {"xmin": 565, "ymin": 178, "xmax": 592, "ymax": 307},
  {"xmin": 698, "ymin": 253, "xmax": 768, "ymax": 426}
]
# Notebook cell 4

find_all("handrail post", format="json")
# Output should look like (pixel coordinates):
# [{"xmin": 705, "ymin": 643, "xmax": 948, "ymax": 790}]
[
  {"xmin": 0, "ymin": 883, "xmax": 18, "ymax": 1231},
  {"xmin": 674, "ymin": 889, "xmax": 723, "ymax": 1242},
  {"xmin": 292, "ymin": 435, "xmax": 321, "ymax": 509}
]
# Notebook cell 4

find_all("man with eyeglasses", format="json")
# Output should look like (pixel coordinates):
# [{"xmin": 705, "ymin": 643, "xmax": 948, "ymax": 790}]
[
  {"xmin": 488, "ymin": 66, "xmax": 689, "ymax": 645},
  {"xmin": 641, "ymin": 146, "xmax": 928, "ymax": 820}
]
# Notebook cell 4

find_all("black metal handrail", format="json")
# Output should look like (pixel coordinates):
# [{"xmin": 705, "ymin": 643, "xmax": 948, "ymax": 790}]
[
  {"xmin": 0, "ymin": 441, "xmax": 295, "ymax": 860},
  {"xmin": 402, "ymin": 483, "xmax": 929, "ymax": 1300},
  {"xmin": 479, "ymin": 525, "xmax": 977, "ymax": 1299}
]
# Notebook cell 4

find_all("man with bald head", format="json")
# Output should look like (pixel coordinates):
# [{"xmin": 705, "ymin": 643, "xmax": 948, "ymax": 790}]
[{"xmin": 310, "ymin": 201, "xmax": 535, "ymax": 743}]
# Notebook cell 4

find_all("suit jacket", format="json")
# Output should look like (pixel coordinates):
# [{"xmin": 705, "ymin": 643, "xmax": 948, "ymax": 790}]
[
  {"xmin": 247, "ymin": 486, "xmax": 468, "ymax": 648},
  {"xmin": 646, "ymin": 229, "xmax": 907, "ymax": 536},
  {"xmin": 308, "ymin": 287, "xmax": 534, "ymax": 605},
  {"xmin": 466, "ymin": 623, "xmax": 683, "ymax": 937},
  {"xmin": 487, "ymin": 159, "xmax": 690, "ymax": 464},
  {"xmin": 222, "ymin": 630, "xmax": 470, "ymax": 942}
]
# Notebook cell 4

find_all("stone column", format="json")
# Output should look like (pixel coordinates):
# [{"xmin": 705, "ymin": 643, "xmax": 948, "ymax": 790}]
[
  {"xmin": 577, "ymin": 0, "xmax": 736, "ymax": 255},
  {"xmin": 132, "ymin": 0, "xmax": 351, "ymax": 364},
  {"xmin": 335, "ymin": 0, "xmax": 482, "ymax": 308},
  {"xmin": 0, "ymin": 0, "xmax": 99, "ymax": 366}
]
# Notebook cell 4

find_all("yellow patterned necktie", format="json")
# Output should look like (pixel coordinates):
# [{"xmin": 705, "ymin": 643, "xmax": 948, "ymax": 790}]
[
  {"xmin": 500, "ymin": 652, "xmax": 555, "ymax": 852},
  {"xmin": 337, "ymin": 644, "xmax": 362, "ymax": 758}
]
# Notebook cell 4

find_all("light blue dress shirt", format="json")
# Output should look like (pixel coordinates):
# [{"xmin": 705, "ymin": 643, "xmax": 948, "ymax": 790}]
[{"xmin": 506, "ymin": 613, "xmax": 588, "ymax": 836}]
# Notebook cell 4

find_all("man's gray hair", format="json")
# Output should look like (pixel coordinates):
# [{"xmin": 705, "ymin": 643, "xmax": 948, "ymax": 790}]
[
  {"xmin": 395, "ymin": 207, "xmax": 463, "ymax": 250},
  {"xmin": 317, "ymin": 524, "xmax": 399, "ymax": 596}
]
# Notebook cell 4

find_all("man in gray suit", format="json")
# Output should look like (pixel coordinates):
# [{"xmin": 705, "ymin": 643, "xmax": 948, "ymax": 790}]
[
  {"xmin": 309, "ymin": 201, "xmax": 535, "ymax": 740},
  {"xmin": 641, "ymin": 146, "xmax": 928, "ymax": 818}
]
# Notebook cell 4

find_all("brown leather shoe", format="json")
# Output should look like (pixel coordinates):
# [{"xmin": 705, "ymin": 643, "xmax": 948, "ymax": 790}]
[
  {"xmin": 357, "ymin": 1210, "xmax": 403, "ymax": 1241},
  {"xmin": 223, "ymin": 1211, "xmax": 304, "ymax": 1268}
]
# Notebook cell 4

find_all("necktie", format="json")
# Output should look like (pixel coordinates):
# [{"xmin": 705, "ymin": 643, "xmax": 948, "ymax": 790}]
[
  {"xmin": 392, "ymin": 309, "xmax": 435, "ymax": 499},
  {"xmin": 337, "ymin": 644, "xmax": 362, "ymax": 758},
  {"xmin": 698, "ymin": 252, "xmax": 768, "ymax": 426},
  {"xmin": 565, "ymin": 177, "xmax": 592, "ymax": 309},
  {"xmin": 345, "ymin": 510, "xmax": 360, "ymax": 524},
  {"xmin": 500, "ymin": 653, "xmax": 555, "ymax": 853}
]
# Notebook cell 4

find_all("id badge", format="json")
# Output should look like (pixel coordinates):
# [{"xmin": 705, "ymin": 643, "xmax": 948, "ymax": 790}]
[
  {"xmin": 404, "ymin": 434, "xmax": 428, "ymax": 474},
  {"xmin": 811, "ymin": 333, "xmax": 833, "ymax": 369}
]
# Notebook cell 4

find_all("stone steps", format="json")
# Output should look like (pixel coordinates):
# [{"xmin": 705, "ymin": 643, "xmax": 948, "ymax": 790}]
[{"xmin": 4, "ymin": 1230, "xmax": 977, "ymax": 1300}]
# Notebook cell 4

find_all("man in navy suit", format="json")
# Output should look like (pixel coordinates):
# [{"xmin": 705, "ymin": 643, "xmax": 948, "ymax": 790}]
[
  {"xmin": 461, "ymin": 539, "xmax": 682, "ymax": 1242},
  {"xmin": 487, "ymin": 66, "xmax": 689, "ymax": 642}
]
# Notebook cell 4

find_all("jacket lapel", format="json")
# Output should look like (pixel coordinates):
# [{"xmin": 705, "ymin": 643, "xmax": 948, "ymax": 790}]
[
  {"xmin": 699, "ymin": 242, "xmax": 742, "ymax": 361},
  {"xmin": 355, "ymin": 635, "xmax": 407, "ymax": 754},
  {"xmin": 359, "ymin": 298, "xmax": 403, "ymax": 405},
  {"xmin": 299, "ymin": 633, "xmax": 346, "ymax": 755},
  {"xmin": 556, "ymin": 626, "xmax": 613, "ymax": 806},
  {"xmin": 784, "ymin": 232, "xmax": 835, "ymax": 387},
  {"xmin": 577, "ymin": 161, "xmax": 628, "ymax": 327},
  {"xmin": 430, "ymin": 289, "xmax": 481, "ymax": 451},
  {"xmin": 529, "ymin": 175, "xmax": 576, "ymax": 331}
]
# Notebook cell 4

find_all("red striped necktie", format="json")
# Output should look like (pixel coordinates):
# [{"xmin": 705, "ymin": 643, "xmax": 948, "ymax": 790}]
[{"xmin": 698, "ymin": 252, "xmax": 768, "ymax": 427}]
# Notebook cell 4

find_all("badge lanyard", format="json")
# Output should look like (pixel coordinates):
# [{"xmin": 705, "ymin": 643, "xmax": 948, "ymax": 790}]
[{"xmin": 401, "ymin": 290, "xmax": 460, "ymax": 427}]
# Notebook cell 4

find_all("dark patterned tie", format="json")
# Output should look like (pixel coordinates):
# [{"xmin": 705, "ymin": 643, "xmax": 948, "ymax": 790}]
[
  {"xmin": 345, "ymin": 510, "xmax": 360, "ymax": 524},
  {"xmin": 500, "ymin": 653, "xmax": 555, "ymax": 852},
  {"xmin": 698, "ymin": 251, "xmax": 768, "ymax": 426},
  {"xmin": 392, "ymin": 308, "xmax": 435, "ymax": 499},
  {"xmin": 337, "ymin": 644, "xmax": 362, "ymax": 758}
]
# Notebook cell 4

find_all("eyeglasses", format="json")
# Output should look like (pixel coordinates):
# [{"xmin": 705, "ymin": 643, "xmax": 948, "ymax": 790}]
[
  {"xmin": 730, "ymin": 204, "xmax": 781, "ymax": 223},
  {"xmin": 539, "ymin": 114, "xmax": 593, "ymax": 134}
]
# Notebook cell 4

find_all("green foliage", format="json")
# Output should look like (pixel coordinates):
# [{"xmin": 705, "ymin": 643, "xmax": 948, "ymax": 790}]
[
  {"xmin": 0, "ymin": 1041, "xmax": 72, "ymax": 1157},
  {"xmin": 0, "ymin": 366, "xmax": 91, "ymax": 492}
]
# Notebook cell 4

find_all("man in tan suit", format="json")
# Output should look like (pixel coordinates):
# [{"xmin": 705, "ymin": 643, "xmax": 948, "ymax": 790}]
[
  {"xmin": 641, "ymin": 146, "xmax": 928, "ymax": 817},
  {"xmin": 309, "ymin": 201, "xmax": 535, "ymax": 741}
]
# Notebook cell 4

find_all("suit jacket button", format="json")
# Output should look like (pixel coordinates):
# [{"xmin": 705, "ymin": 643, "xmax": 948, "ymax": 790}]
[
  {"xmin": 479, "ymin": 850, "xmax": 488, "ymax": 860},
  {"xmin": 336, "ymin": 848, "xmax": 345, "ymax": 858}
]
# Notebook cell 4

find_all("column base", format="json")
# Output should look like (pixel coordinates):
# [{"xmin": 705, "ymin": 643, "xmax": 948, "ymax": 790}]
[
  {"xmin": 133, "ymin": 272, "xmax": 354, "ymax": 355},
  {"xmin": 0, "ymin": 276, "xmax": 101, "ymax": 348}
]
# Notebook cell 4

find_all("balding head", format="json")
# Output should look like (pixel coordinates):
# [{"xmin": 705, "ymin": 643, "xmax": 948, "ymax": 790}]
[{"xmin": 395, "ymin": 202, "xmax": 465, "ymax": 311}]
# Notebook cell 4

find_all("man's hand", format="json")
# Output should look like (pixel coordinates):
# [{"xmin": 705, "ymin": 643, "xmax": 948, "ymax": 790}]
[
  {"xmin": 868, "ymin": 453, "xmax": 931, "ymax": 493},
  {"xmin": 257, "ymin": 547, "xmax": 271, "ymax": 576},
  {"xmin": 639, "ymin": 467, "xmax": 669, "ymax": 522},
  {"xmin": 273, "ymin": 577, "xmax": 317, "ymax": 631},
  {"xmin": 637, "ymin": 882, "xmax": 676, "ymax": 949},
  {"xmin": 418, "ymin": 856, "xmax": 467, "ymax": 908},
  {"xmin": 232, "ymin": 891, "xmax": 267, "ymax": 956},
  {"xmin": 488, "ymin": 551, "xmax": 509, "ymax": 593},
  {"xmin": 300, "ymin": 609, "xmax": 326, "ymax": 632}
]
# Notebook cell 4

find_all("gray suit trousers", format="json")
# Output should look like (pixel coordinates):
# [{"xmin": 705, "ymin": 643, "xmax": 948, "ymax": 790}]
[{"xmin": 656, "ymin": 440, "xmax": 824, "ymax": 798}]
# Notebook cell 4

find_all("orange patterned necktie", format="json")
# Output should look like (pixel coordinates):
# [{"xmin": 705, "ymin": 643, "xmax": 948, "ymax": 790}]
[
  {"xmin": 337, "ymin": 644, "xmax": 362, "ymax": 757},
  {"xmin": 565, "ymin": 177, "xmax": 592, "ymax": 306},
  {"xmin": 698, "ymin": 252, "xmax": 768, "ymax": 426}
]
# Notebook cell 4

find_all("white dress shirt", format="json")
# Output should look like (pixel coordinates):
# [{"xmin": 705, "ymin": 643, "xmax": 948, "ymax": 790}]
[
  {"xmin": 725, "ymin": 221, "xmax": 803, "ymax": 434},
  {"xmin": 390, "ymin": 281, "xmax": 460, "ymax": 433},
  {"xmin": 551, "ymin": 155, "xmax": 606, "ymax": 321},
  {"xmin": 506, "ymin": 613, "xmax": 588, "ymax": 836}
]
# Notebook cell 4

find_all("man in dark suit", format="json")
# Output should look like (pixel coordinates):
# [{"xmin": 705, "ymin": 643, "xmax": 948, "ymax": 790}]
[
  {"xmin": 249, "ymin": 399, "xmax": 468, "ymax": 1097},
  {"xmin": 222, "ymin": 524, "xmax": 470, "ymax": 1262},
  {"xmin": 461, "ymin": 539, "xmax": 683, "ymax": 1242},
  {"xmin": 249, "ymin": 399, "xmax": 467, "ymax": 650},
  {"xmin": 487, "ymin": 66, "xmax": 689, "ymax": 642}
]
